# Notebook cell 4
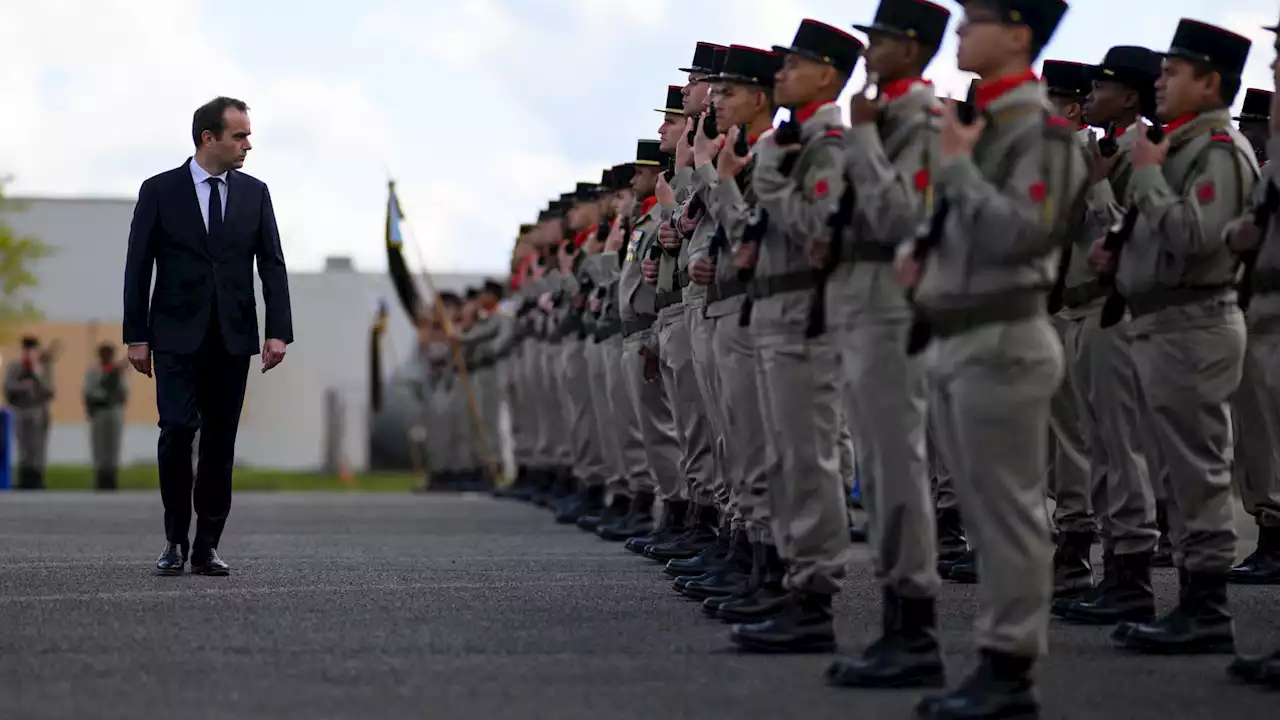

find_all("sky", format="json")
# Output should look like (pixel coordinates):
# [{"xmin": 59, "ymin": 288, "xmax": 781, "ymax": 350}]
[{"xmin": 0, "ymin": 0, "xmax": 1276, "ymax": 278}]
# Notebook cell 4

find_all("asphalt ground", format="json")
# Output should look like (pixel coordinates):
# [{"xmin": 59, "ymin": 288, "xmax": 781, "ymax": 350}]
[{"xmin": 0, "ymin": 492, "xmax": 1276, "ymax": 720}]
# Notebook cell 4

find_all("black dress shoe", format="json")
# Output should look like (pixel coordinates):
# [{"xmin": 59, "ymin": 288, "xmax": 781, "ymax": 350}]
[
  {"xmin": 666, "ymin": 539, "xmax": 730, "ymax": 579},
  {"xmin": 827, "ymin": 589, "xmax": 945, "ymax": 689},
  {"xmin": 947, "ymin": 551, "xmax": 978, "ymax": 584},
  {"xmin": 1227, "ymin": 649, "xmax": 1280, "ymax": 685},
  {"xmin": 190, "ymin": 549, "xmax": 230, "ymax": 577},
  {"xmin": 848, "ymin": 522, "xmax": 868, "ymax": 544},
  {"xmin": 730, "ymin": 591, "xmax": 837, "ymax": 654},
  {"xmin": 1117, "ymin": 571, "xmax": 1234, "ymax": 654},
  {"xmin": 914, "ymin": 649, "xmax": 1039, "ymax": 720},
  {"xmin": 155, "ymin": 544, "xmax": 187, "ymax": 576},
  {"xmin": 1060, "ymin": 551, "xmax": 1155, "ymax": 626},
  {"xmin": 1052, "ymin": 531, "xmax": 1096, "ymax": 600},
  {"xmin": 1228, "ymin": 526, "xmax": 1280, "ymax": 585}
]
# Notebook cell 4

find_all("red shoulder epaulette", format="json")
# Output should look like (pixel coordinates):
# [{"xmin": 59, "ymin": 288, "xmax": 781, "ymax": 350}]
[
  {"xmin": 1045, "ymin": 115, "xmax": 1073, "ymax": 128},
  {"xmin": 927, "ymin": 106, "xmax": 942, "ymax": 116},
  {"xmin": 1210, "ymin": 129, "xmax": 1232, "ymax": 143},
  {"xmin": 825, "ymin": 127, "xmax": 844, "ymax": 138}
]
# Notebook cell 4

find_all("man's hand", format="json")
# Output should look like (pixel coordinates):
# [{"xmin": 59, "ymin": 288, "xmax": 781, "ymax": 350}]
[
  {"xmin": 689, "ymin": 255, "xmax": 716, "ymax": 285},
  {"xmin": 717, "ymin": 126, "xmax": 751, "ymax": 181},
  {"xmin": 604, "ymin": 217, "xmax": 625, "ymax": 252},
  {"xmin": 678, "ymin": 205, "xmax": 702, "ymax": 234},
  {"xmin": 807, "ymin": 240, "xmax": 831, "ymax": 269},
  {"xmin": 261, "ymin": 338, "xmax": 287, "ymax": 373},
  {"xmin": 1088, "ymin": 238, "xmax": 1117, "ymax": 274},
  {"xmin": 538, "ymin": 291, "xmax": 555, "ymax": 313},
  {"xmin": 640, "ymin": 347, "xmax": 660, "ymax": 383},
  {"xmin": 1226, "ymin": 214, "xmax": 1263, "ymax": 254},
  {"xmin": 658, "ymin": 221, "xmax": 682, "ymax": 251},
  {"xmin": 894, "ymin": 244, "xmax": 921, "ymax": 290},
  {"xmin": 656, "ymin": 172, "xmax": 676, "ymax": 211},
  {"xmin": 127, "ymin": 343, "xmax": 152, "ymax": 378},
  {"xmin": 939, "ymin": 97, "xmax": 986, "ymax": 161},
  {"xmin": 588, "ymin": 294, "xmax": 603, "ymax": 313},
  {"xmin": 734, "ymin": 241, "xmax": 758, "ymax": 271},
  {"xmin": 642, "ymin": 257, "xmax": 660, "ymax": 283},
  {"xmin": 1089, "ymin": 135, "xmax": 1119, "ymax": 183},
  {"xmin": 675, "ymin": 117, "xmax": 695, "ymax": 169},
  {"xmin": 693, "ymin": 111, "xmax": 723, "ymax": 168},
  {"xmin": 1131, "ymin": 126, "xmax": 1169, "ymax": 168}
]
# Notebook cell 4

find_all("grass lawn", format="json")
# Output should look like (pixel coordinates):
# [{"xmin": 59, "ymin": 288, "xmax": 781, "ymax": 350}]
[{"xmin": 30, "ymin": 466, "xmax": 424, "ymax": 493}]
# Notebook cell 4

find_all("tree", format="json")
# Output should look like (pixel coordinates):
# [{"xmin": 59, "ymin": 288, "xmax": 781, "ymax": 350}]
[{"xmin": 0, "ymin": 179, "xmax": 54, "ymax": 342}]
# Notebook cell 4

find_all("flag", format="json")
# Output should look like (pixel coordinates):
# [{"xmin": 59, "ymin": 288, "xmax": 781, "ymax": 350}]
[
  {"xmin": 386, "ymin": 182, "xmax": 405, "ymax": 248},
  {"xmin": 384, "ymin": 181, "xmax": 423, "ymax": 324},
  {"xmin": 369, "ymin": 299, "xmax": 387, "ymax": 414}
]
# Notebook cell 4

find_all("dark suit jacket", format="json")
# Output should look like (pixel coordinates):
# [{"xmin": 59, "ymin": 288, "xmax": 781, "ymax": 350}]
[{"xmin": 123, "ymin": 159, "xmax": 293, "ymax": 356}]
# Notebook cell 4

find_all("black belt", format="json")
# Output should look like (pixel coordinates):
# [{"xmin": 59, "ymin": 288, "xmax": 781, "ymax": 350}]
[
  {"xmin": 1062, "ymin": 280, "xmax": 1106, "ymax": 309},
  {"xmin": 1252, "ymin": 269, "xmax": 1280, "ymax": 295},
  {"xmin": 844, "ymin": 243, "xmax": 897, "ymax": 263},
  {"xmin": 656, "ymin": 289, "xmax": 684, "ymax": 309},
  {"xmin": 707, "ymin": 279, "xmax": 749, "ymax": 303},
  {"xmin": 622, "ymin": 316, "xmax": 656, "ymax": 338},
  {"xmin": 750, "ymin": 271, "xmax": 815, "ymax": 299},
  {"xmin": 594, "ymin": 319, "xmax": 621, "ymax": 341},
  {"xmin": 926, "ymin": 290, "xmax": 1046, "ymax": 339},
  {"xmin": 1126, "ymin": 285, "xmax": 1234, "ymax": 318}
]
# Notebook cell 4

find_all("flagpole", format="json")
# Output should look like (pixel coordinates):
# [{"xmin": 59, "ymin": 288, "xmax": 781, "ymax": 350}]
[{"xmin": 388, "ymin": 182, "xmax": 504, "ymax": 489}]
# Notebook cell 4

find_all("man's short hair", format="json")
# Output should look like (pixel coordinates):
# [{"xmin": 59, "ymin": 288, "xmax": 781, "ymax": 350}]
[{"xmin": 192, "ymin": 96, "xmax": 249, "ymax": 148}]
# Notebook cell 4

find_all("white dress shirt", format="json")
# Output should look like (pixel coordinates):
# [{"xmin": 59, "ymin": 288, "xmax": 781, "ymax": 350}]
[{"xmin": 189, "ymin": 157, "xmax": 229, "ymax": 232}]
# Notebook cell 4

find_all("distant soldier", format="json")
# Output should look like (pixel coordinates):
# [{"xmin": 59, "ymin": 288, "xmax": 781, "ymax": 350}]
[
  {"xmin": 3, "ymin": 336, "xmax": 55, "ymax": 490},
  {"xmin": 1235, "ymin": 87, "xmax": 1272, "ymax": 165},
  {"xmin": 84, "ymin": 343, "xmax": 129, "ymax": 490}
]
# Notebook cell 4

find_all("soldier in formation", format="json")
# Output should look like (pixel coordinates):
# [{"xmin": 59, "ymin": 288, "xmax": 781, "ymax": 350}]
[
  {"xmin": 413, "ymin": 0, "xmax": 1280, "ymax": 710},
  {"xmin": 4, "ymin": 335, "xmax": 55, "ymax": 490},
  {"xmin": 83, "ymin": 342, "xmax": 128, "ymax": 490}
]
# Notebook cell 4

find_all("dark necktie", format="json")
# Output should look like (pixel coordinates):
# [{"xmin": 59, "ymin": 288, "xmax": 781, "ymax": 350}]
[{"xmin": 207, "ymin": 177, "xmax": 224, "ymax": 243}]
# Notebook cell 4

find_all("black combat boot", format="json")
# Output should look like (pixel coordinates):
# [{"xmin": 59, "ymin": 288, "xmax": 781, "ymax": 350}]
[
  {"xmin": 528, "ymin": 468, "xmax": 556, "ymax": 506},
  {"xmin": 1053, "ymin": 548, "xmax": 1114, "ymax": 617},
  {"xmin": 645, "ymin": 502, "xmax": 719, "ymax": 561},
  {"xmin": 1060, "ymin": 551, "xmax": 1155, "ymax": 626},
  {"xmin": 826, "ymin": 587, "xmax": 945, "ymax": 689},
  {"xmin": 729, "ymin": 590, "xmax": 837, "ymax": 654},
  {"xmin": 95, "ymin": 469, "xmax": 118, "ymax": 491},
  {"xmin": 915, "ymin": 649, "xmax": 1039, "ymax": 719},
  {"xmin": 1228, "ymin": 525, "xmax": 1280, "ymax": 585},
  {"xmin": 848, "ymin": 521, "xmax": 868, "ymax": 544},
  {"xmin": 1052, "ymin": 531, "xmax": 1096, "ymax": 600},
  {"xmin": 493, "ymin": 465, "xmax": 530, "ymax": 499},
  {"xmin": 624, "ymin": 499, "xmax": 690, "ymax": 554},
  {"xmin": 579, "ymin": 491, "xmax": 628, "ymax": 532},
  {"xmin": 704, "ymin": 540, "xmax": 765, "ymax": 617},
  {"xmin": 667, "ymin": 520, "xmax": 733, "ymax": 579},
  {"xmin": 1152, "ymin": 500, "xmax": 1174, "ymax": 567},
  {"xmin": 547, "ymin": 468, "xmax": 577, "ymax": 509},
  {"xmin": 17, "ymin": 467, "xmax": 42, "ymax": 490},
  {"xmin": 597, "ymin": 491, "xmax": 655, "ymax": 541},
  {"xmin": 936, "ymin": 507, "xmax": 969, "ymax": 575},
  {"xmin": 1117, "ymin": 570, "xmax": 1234, "ymax": 654},
  {"xmin": 947, "ymin": 550, "xmax": 977, "ymax": 584},
  {"xmin": 680, "ymin": 530, "xmax": 753, "ymax": 599},
  {"xmin": 555, "ymin": 484, "xmax": 605, "ymax": 525},
  {"xmin": 714, "ymin": 543, "xmax": 790, "ymax": 623},
  {"xmin": 1227, "ymin": 648, "xmax": 1280, "ymax": 686}
]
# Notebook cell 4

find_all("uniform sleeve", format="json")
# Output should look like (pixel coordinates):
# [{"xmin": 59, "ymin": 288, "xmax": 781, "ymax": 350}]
[
  {"xmin": 753, "ymin": 134, "xmax": 846, "ymax": 245},
  {"xmin": 3, "ymin": 366, "xmax": 24, "ymax": 405},
  {"xmin": 83, "ymin": 371, "xmax": 106, "ymax": 405},
  {"xmin": 846, "ymin": 122, "xmax": 936, "ymax": 245},
  {"xmin": 672, "ymin": 166, "xmax": 696, "ymax": 205},
  {"xmin": 490, "ymin": 315, "xmax": 517, "ymax": 358},
  {"xmin": 34, "ymin": 362, "xmax": 54, "ymax": 400},
  {"xmin": 940, "ymin": 129, "xmax": 1084, "ymax": 264},
  {"xmin": 687, "ymin": 164, "xmax": 721, "ymax": 265},
  {"xmin": 713, "ymin": 170, "xmax": 752, "ymax": 249},
  {"xmin": 1130, "ymin": 142, "xmax": 1255, "ymax": 259}
]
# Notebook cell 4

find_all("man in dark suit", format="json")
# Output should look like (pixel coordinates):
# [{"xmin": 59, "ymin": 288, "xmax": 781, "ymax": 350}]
[{"xmin": 123, "ymin": 96, "xmax": 293, "ymax": 577}]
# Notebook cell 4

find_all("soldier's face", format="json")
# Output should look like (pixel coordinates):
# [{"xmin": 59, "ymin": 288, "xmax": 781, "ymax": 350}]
[
  {"xmin": 684, "ymin": 74, "xmax": 710, "ymax": 114},
  {"xmin": 21, "ymin": 348, "xmax": 38, "ymax": 364},
  {"xmin": 714, "ymin": 83, "xmax": 762, "ymax": 128},
  {"xmin": 1084, "ymin": 80, "xmax": 1131, "ymax": 127},
  {"xmin": 658, "ymin": 113, "xmax": 684, "ymax": 152},
  {"xmin": 774, "ymin": 53, "xmax": 827, "ymax": 107},
  {"xmin": 1154, "ymin": 58, "xmax": 1218, "ymax": 122},
  {"xmin": 955, "ymin": 6, "xmax": 1028, "ymax": 75},
  {"xmin": 613, "ymin": 189, "xmax": 635, "ymax": 216},
  {"xmin": 862, "ymin": 33, "xmax": 914, "ymax": 81},
  {"xmin": 1048, "ymin": 94, "xmax": 1082, "ymax": 123},
  {"xmin": 1240, "ymin": 120, "xmax": 1270, "ymax": 155},
  {"xmin": 632, "ymin": 167, "xmax": 659, "ymax": 197}
]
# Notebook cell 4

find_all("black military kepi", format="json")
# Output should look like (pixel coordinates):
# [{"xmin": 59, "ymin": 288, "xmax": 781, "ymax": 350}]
[
  {"xmin": 680, "ymin": 41, "xmax": 727, "ymax": 74},
  {"xmin": 1090, "ymin": 45, "xmax": 1161, "ymax": 90},
  {"xmin": 961, "ymin": 0, "xmax": 1069, "ymax": 48},
  {"xmin": 635, "ymin": 139, "xmax": 664, "ymax": 167},
  {"xmin": 1163, "ymin": 18, "xmax": 1251, "ymax": 77},
  {"xmin": 1236, "ymin": 88, "xmax": 1273, "ymax": 121},
  {"xmin": 1042, "ymin": 59, "xmax": 1095, "ymax": 99},
  {"xmin": 708, "ymin": 45, "xmax": 782, "ymax": 87},
  {"xmin": 853, "ymin": 0, "xmax": 952, "ymax": 53},
  {"xmin": 654, "ymin": 85, "xmax": 685, "ymax": 115},
  {"xmin": 609, "ymin": 162, "xmax": 636, "ymax": 189},
  {"xmin": 773, "ymin": 18, "xmax": 864, "ymax": 74},
  {"xmin": 519, "ymin": 223, "xmax": 535, "ymax": 235},
  {"xmin": 574, "ymin": 181, "xmax": 602, "ymax": 202}
]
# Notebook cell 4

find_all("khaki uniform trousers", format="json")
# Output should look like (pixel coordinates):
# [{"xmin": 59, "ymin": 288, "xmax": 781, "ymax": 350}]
[
  {"xmin": 927, "ymin": 317, "xmax": 1063, "ymax": 659},
  {"xmin": 687, "ymin": 305, "xmax": 731, "ymax": 514},
  {"xmin": 583, "ymin": 337, "xmax": 619, "ymax": 487},
  {"xmin": 423, "ymin": 376, "xmax": 458, "ymax": 474},
  {"xmin": 834, "ymin": 263, "xmax": 938, "ymax": 599},
  {"xmin": 549, "ymin": 340, "xmax": 575, "ymax": 468},
  {"xmin": 472, "ymin": 366, "xmax": 501, "ymax": 471},
  {"xmin": 1064, "ymin": 306, "xmax": 1159, "ymax": 555},
  {"xmin": 712, "ymin": 307, "xmax": 771, "ymax": 540},
  {"xmin": 622, "ymin": 331, "xmax": 685, "ymax": 500},
  {"xmin": 928, "ymin": 411, "xmax": 958, "ymax": 512},
  {"xmin": 559, "ymin": 338, "xmax": 595, "ymax": 483},
  {"xmin": 752, "ymin": 291, "xmax": 854, "ymax": 595},
  {"xmin": 1048, "ymin": 315, "xmax": 1094, "ymax": 534},
  {"xmin": 531, "ymin": 341, "xmax": 558, "ymax": 468},
  {"xmin": 657, "ymin": 308, "xmax": 715, "ymax": 505},
  {"xmin": 504, "ymin": 351, "xmax": 532, "ymax": 467},
  {"xmin": 838, "ymin": 419, "xmax": 857, "ymax": 496},
  {"xmin": 1233, "ymin": 297, "xmax": 1280, "ymax": 528},
  {"xmin": 1130, "ymin": 303, "xmax": 1244, "ymax": 573},
  {"xmin": 603, "ymin": 334, "xmax": 650, "ymax": 495},
  {"xmin": 89, "ymin": 407, "xmax": 124, "ymax": 472}
]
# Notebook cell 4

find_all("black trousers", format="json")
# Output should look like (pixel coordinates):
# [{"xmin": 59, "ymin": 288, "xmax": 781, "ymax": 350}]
[{"xmin": 153, "ymin": 312, "xmax": 250, "ymax": 550}]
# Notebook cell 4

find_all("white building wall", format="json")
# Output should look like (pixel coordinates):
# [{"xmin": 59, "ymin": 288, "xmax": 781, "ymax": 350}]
[{"xmin": 2, "ymin": 195, "xmax": 488, "ymax": 471}]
